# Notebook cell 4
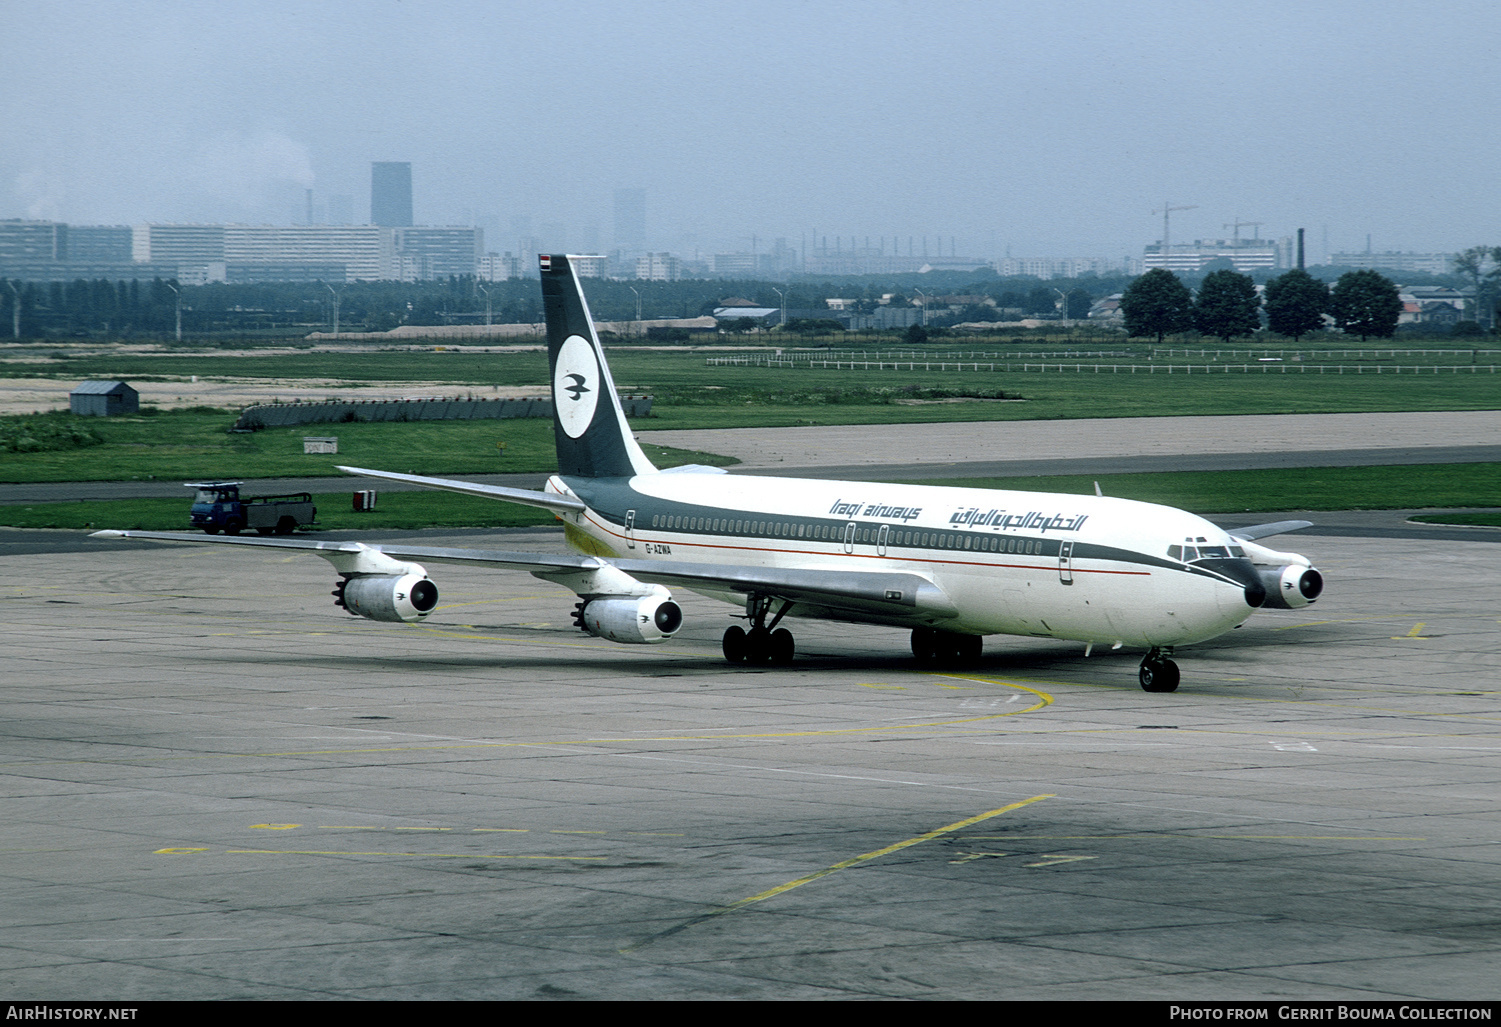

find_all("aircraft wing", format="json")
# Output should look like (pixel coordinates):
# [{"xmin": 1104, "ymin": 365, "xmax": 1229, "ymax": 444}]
[
  {"xmin": 1226, "ymin": 519, "xmax": 1314, "ymax": 541},
  {"xmin": 89, "ymin": 531, "xmax": 956, "ymax": 619},
  {"xmin": 335, "ymin": 464, "xmax": 586, "ymax": 514}
]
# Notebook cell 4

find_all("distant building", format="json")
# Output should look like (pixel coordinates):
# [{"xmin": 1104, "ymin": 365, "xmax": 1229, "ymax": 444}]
[
  {"xmin": 70, "ymin": 380, "xmax": 138, "ymax": 416},
  {"xmin": 636, "ymin": 252, "xmax": 681, "ymax": 281},
  {"xmin": 224, "ymin": 225, "xmax": 389, "ymax": 281},
  {"xmin": 614, "ymin": 188, "xmax": 646, "ymax": 254},
  {"xmin": 1329, "ymin": 251, "xmax": 1453, "ymax": 275},
  {"xmin": 371, "ymin": 162, "xmax": 413, "ymax": 227},
  {"xmin": 570, "ymin": 254, "xmax": 609, "ymax": 279},
  {"xmin": 132, "ymin": 224, "xmax": 226, "ymax": 267},
  {"xmin": 68, "ymin": 225, "xmax": 132, "ymax": 263},
  {"xmin": 0, "ymin": 220, "xmax": 68, "ymax": 264},
  {"xmin": 1143, "ymin": 237, "xmax": 1293, "ymax": 274},
  {"xmin": 390, "ymin": 226, "xmax": 482, "ymax": 280},
  {"xmin": 992, "ymin": 256, "xmax": 1127, "ymax": 278}
]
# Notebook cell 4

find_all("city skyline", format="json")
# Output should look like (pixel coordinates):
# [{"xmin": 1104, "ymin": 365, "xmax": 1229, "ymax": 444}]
[{"xmin": 4, "ymin": 1, "xmax": 1499, "ymax": 259}]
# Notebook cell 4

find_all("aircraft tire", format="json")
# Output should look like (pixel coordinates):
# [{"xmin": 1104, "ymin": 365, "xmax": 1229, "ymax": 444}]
[
  {"xmin": 745, "ymin": 626, "xmax": 773, "ymax": 665},
  {"xmin": 911, "ymin": 627, "xmax": 937, "ymax": 663},
  {"xmin": 959, "ymin": 633, "xmax": 983, "ymax": 665},
  {"xmin": 722, "ymin": 626, "xmax": 747, "ymax": 664},
  {"xmin": 770, "ymin": 628, "xmax": 795, "ymax": 665},
  {"xmin": 1139, "ymin": 658, "xmax": 1180, "ymax": 693}
]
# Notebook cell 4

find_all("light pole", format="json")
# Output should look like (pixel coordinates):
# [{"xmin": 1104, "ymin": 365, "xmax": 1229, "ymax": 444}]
[
  {"xmin": 6, "ymin": 280, "xmax": 19, "ymax": 340},
  {"xmin": 165, "ymin": 281, "xmax": 181, "ymax": 342},
  {"xmin": 914, "ymin": 288, "xmax": 928, "ymax": 327},
  {"xmin": 771, "ymin": 286, "xmax": 785, "ymax": 327},
  {"xmin": 476, "ymin": 282, "xmax": 492, "ymax": 325},
  {"xmin": 324, "ymin": 282, "xmax": 342, "ymax": 337},
  {"xmin": 629, "ymin": 286, "xmax": 642, "ymax": 323}
]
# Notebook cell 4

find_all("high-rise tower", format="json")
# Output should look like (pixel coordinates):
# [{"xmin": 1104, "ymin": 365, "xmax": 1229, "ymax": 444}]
[
  {"xmin": 371, "ymin": 162, "xmax": 413, "ymax": 227},
  {"xmin": 613, "ymin": 188, "xmax": 645, "ymax": 254}
]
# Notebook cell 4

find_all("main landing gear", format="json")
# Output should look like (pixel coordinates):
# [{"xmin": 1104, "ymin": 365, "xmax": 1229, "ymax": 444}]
[
  {"xmin": 911, "ymin": 627, "xmax": 982, "ymax": 667},
  {"xmin": 1139, "ymin": 648, "xmax": 1180, "ymax": 693},
  {"xmin": 723, "ymin": 597, "xmax": 795, "ymax": 665}
]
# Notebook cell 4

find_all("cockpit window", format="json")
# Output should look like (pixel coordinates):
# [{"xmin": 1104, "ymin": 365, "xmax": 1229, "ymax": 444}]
[
  {"xmin": 1198, "ymin": 546, "xmax": 1229, "ymax": 559},
  {"xmin": 1168, "ymin": 545, "xmax": 1182, "ymax": 560}
]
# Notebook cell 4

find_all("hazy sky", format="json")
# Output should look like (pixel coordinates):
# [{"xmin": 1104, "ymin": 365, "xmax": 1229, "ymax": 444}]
[{"xmin": 5, "ymin": 0, "xmax": 1499, "ymax": 260}]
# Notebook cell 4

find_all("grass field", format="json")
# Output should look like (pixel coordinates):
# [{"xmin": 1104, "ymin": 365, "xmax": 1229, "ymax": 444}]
[
  {"xmin": 7, "ymin": 462, "xmax": 1497, "ymax": 532},
  {"xmin": 2, "ymin": 343, "xmax": 1496, "ymax": 485}
]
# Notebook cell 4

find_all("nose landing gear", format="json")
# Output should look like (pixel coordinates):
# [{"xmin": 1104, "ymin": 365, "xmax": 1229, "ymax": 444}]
[{"xmin": 1139, "ymin": 649, "xmax": 1180, "ymax": 692}]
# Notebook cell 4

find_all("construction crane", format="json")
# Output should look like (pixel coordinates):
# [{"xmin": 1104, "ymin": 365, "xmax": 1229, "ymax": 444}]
[
  {"xmin": 1223, "ymin": 219, "xmax": 1264, "ymax": 246},
  {"xmin": 1153, "ymin": 202, "xmax": 1198, "ymax": 266}
]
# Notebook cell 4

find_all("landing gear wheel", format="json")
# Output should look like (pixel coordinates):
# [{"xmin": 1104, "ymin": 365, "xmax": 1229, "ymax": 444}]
[
  {"xmin": 769, "ymin": 628, "xmax": 795, "ymax": 665},
  {"xmin": 745, "ymin": 626, "xmax": 773, "ymax": 665},
  {"xmin": 722, "ymin": 625, "xmax": 747, "ymax": 664},
  {"xmin": 1139, "ymin": 657, "xmax": 1180, "ymax": 693},
  {"xmin": 958, "ymin": 633, "xmax": 983, "ymax": 665},
  {"xmin": 912, "ymin": 627, "xmax": 937, "ymax": 663}
]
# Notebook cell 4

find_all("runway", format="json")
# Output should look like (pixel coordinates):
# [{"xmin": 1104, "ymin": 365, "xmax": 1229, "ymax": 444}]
[{"xmin": 3, "ymin": 525, "xmax": 1499, "ymax": 999}]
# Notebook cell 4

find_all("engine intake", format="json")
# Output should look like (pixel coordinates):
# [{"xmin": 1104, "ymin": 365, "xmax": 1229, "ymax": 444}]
[
  {"xmin": 572, "ymin": 595, "xmax": 683, "ymax": 644},
  {"xmin": 1258, "ymin": 564, "xmax": 1323, "ymax": 610},
  {"xmin": 334, "ymin": 573, "xmax": 439, "ymax": 623}
]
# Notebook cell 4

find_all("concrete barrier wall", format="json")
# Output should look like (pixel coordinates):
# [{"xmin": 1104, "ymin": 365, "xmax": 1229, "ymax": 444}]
[{"xmin": 234, "ymin": 395, "xmax": 650, "ymax": 430}]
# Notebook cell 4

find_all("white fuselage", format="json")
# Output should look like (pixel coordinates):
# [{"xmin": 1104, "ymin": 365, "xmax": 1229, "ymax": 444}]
[{"xmin": 551, "ymin": 472, "xmax": 1261, "ymax": 649}]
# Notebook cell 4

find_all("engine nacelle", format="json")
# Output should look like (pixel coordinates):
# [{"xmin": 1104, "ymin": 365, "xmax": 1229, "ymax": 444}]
[
  {"xmin": 573, "ymin": 595, "xmax": 683, "ymax": 644},
  {"xmin": 335, "ymin": 573, "xmax": 439, "ymax": 623},
  {"xmin": 1258, "ymin": 564, "xmax": 1324, "ymax": 610}
]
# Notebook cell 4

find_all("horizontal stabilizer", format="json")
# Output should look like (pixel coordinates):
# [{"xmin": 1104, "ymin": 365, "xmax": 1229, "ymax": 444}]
[
  {"xmin": 335, "ymin": 465, "xmax": 585, "ymax": 513},
  {"xmin": 658, "ymin": 464, "xmax": 729, "ymax": 475},
  {"xmin": 1228, "ymin": 519, "xmax": 1314, "ymax": 541}
]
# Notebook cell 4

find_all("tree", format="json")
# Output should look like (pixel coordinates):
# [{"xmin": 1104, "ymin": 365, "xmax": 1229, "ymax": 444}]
[
  {"xmin": 1263, "ymin": 268, "xmax": 1330, "ymax": 342},
  {"xmin": 1452, "ymin": 245, "xmax": 1501, "ymax": 330},
  {"xmin": 1331, "ymin": 270, "xmax": 1401, "ymax": 341},
  {"xmin": 1193, "ymin": 269, "xmax": 1261, "ymax": 343},
  {"xmin": 1121, "ymin": 268, "xmax": 1194, "ymax": 343}
]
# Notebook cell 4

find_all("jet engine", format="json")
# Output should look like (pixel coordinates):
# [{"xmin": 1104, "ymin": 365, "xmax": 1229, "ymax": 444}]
[
  {"xmin": 1257, "ymin": 564, "xmax": 1324, "ymax": 610},
  {"xmin": 334, "ymin": 573, "xmax": 439, "ymax": 623},
  {"xmin": 572, "ymin": 595, "xmax": 683, "ymax": 644}
]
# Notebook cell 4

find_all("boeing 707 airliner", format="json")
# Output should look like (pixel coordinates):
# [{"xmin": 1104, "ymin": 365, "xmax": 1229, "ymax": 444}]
[{"xmin": 96, "ymin": 254, "xmax": 1323, "ymax": 692}]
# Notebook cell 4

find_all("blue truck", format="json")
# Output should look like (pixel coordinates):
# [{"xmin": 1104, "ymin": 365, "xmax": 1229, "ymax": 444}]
[{"xmin": 187, "ymin": 482, "xmax": 317, "ymax": 535}]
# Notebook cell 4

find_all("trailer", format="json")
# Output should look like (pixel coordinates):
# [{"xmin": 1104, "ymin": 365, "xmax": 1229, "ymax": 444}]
[{"xmin": 187, "ymin": 482, "xmax": 317, "ymax": 535}]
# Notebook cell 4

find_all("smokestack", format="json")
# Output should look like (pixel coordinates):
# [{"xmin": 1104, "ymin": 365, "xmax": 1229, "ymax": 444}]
[{"xmin": 1297, "ymin": 228, "xmax": 1305, "ymax": 270}]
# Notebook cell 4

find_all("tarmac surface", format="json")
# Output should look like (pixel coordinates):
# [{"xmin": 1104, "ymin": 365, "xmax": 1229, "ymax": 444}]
[
  {"xmin": 3, "ymin": 520, "xmax": 1499, "ymax": 999},
  {"xmin": 4, "ymin": 412, "xmax": 1499, "ymax": 999}
]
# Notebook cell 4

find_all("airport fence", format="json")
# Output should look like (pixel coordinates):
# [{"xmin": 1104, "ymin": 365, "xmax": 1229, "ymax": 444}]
[{"xmin": 705, "ymin": 357, "xmax": 1500, "ymax": 375}]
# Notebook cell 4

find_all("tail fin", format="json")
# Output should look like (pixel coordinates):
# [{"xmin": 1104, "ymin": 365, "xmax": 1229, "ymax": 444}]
[{"xmin": 539, "ymin": 254, "xmax": 657, "ymax": 478}]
